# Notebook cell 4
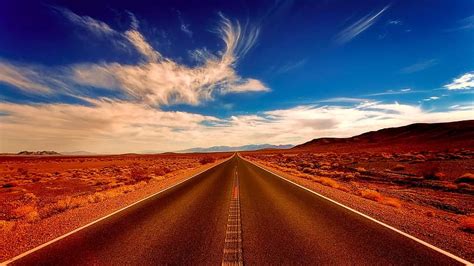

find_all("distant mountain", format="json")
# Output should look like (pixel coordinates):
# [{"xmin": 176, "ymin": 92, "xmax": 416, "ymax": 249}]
[
  {"xmin": 17, "ymin": 151, "xmax": 61, "ymax": 155},
  {"xmin": 138, "ymin": 150, "xmax": 164, "ymax": 154},
  {"xmin": 178, "ymin": 144, "xmax": 294, "ymax": 153},
  {"xmin": 293, "ymin": 120, "xmax": 474, "ymax": 153},
  {"xmin": 61, "ymin": 151, "xmax": 97, "ymax": 155}
]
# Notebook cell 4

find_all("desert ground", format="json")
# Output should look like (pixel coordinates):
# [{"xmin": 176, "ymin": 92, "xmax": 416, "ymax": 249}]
[
  {"xmin": 0, "ymin": 153, "xmax": 230, "ymax": 260},
  {"xmin": 241, "ymin": 147, "xmax": 474, "ymax": 259}
]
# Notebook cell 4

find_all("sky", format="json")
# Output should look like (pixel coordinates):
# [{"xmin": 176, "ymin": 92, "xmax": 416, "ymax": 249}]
[{"xmin": 0, "ymin": 0, "xmax": 473, "ymax": 153}]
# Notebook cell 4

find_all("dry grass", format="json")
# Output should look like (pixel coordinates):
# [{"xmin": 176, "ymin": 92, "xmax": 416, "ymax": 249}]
[
  {"xmin": 0, "ymin": 220, "xmax": 15, "ymax": 232},
  {"xmin": 199, "ymin": 156, "xmax": 216, "ymax": 164},
  {"xmin": 383, "ymin": 197, "xmax": 402, "ymax": 208},
  {"xmin": 392, "ymin": 164, "xmax": 405, "ymax": 171},
  {"xmin": 0, "ymin": 153, "xmax": 230, "ymax": 226},
  {"xmin": 130, "ymin": 167, "xmax": 150, "ymax": 182},
  {"xmin": 460, "ymin": 216, "xmax": 474, "ymax": 233},
  {"xmin": 360, "ymin": 189, "xmax": 383, "ymax": 202},
  {"xmin": 13, "ymin": 205, "xmax": 39, "ymax": 222},
  {"xmin": 319, "ymin": 177, "xmax": 340, "ymax": 189},
  {"xmin": 420, "ymin": 162, "xmax": 444, "ymax": 180}
]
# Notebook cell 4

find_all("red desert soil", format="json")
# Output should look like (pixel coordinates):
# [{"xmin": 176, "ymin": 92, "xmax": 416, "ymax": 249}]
[
  {"xmin": 0, "ymin": 153, "xmax": 231, "ymax": 261},
  {"xmin": 241, "ymin": 120, "xmax": 474, "ymax": 261}
]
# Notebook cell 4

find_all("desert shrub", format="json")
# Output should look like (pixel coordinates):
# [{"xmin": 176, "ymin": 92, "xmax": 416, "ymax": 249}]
[
  {"xmin": 199, "ymin": 156, "xmax": 216, "ymax": 164},
  {"xmin": 355, "ymin": 167, "xmax": 366, "ymax": 173},
  {"xmin": 455, "ymin": 173, "xmax": 474, "ymax": 184},
  {"xmin": 426, "ymin": 211, "xmax": 435, "ymax": 217},
  {"xmin": 383, "ymin": 197, "xmax": 402, "ymax": 208},
  {"xmin": 0, "ymin": 220, "xmax": 15, "ymax": 232},
  {"xmin": 460, "ymin": 216, "xmax": 474, "ymax": 233},
  {"xmin": 2, "ymin": 183, "xmax": 15, "ymax": 188},
  {"xmin": 154, "ymin": 168, "xmax": 166, "ymax": 176},
  {"xmin": 130, "ymin": 167, "xmax": 150, "ymax": 182},
  {"xmin": 457, "ymin": 183, "xmax": 472, "ymax": 190},
  {"xmin": 320, "ymin": 177, "xmax": 340, "ymax": 189},
  {"xmin": 420, "ymin": 163, "xmax": 443, "ymax": 180},
  {"xmin": 444, "ymin": 183, "xmax": 458, "ymax": 190},
  {"xmin": 13, "ymin": 205, "xmax": 39, "ymax": 222},
  {"xmin": 49, "ymin": 196, "xmax": 88, "ymax": 214},
  {"xmin": 302, "ymin": 167, "xmax": 313, "ymax": 174},
  {"xmin": 343, "ymin": 173, "xmax": 356, "ymax": 180},
  {"xmin": 338, "ymin": 186, "xmax": 350, "ymax": 192},
  {"xmin": 17, "ymin": 167, "xmax": 29, "ymax": 177},
  {"xmin": 415, "ymin": 154, "xmax": 426, "ymax": 161},
  {"xmin": 392, "ymin": 164, "xmax": 406, "ymax": 171},
  {"xmin": 154, "ymin": 166, "xmax": 172, "ymax": 176},
  {"xmin": 360, "ymin": 189, "xmax": 383, "ymax": 202}
]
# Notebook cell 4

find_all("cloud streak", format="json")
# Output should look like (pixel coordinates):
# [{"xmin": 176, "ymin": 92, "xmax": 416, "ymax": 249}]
[
  {"xmin": 52, "ymin": 6, "xmax": 117, "ymax": 36},
  {"xmin": 400, "ymin": 59, "xmax": 438, "ymax": 74},
  {"xmin": 335, "ymin": 5, "xmax": 390, "ymax": 45}
]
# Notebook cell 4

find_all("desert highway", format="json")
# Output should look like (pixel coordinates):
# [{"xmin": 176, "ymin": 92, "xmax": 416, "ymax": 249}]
[{"xmin": 5, "ymin": 155, "xmax": 469, "ymax": 265}]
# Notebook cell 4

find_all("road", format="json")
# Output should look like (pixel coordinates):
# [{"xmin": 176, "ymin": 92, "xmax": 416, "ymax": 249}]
[{"xmin": 7, "ymin": 155, "xmax": 466, "ymax": 265}]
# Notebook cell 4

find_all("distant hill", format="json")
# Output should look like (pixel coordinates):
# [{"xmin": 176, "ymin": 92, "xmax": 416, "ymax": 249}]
[
  {"xmin": 178, "ymin": 144, "xmax": 294, "ymax": 153},
  {"xmin": 60, "ymin": 151, "xmax": 97, "ymax": 155},
  {"xmin": 293, "ymin": 120, "xmax": 474, "ymax": 153},
  {"xmin": 17, "ymin": 151, "xmax": 61, "ymax": 155}
]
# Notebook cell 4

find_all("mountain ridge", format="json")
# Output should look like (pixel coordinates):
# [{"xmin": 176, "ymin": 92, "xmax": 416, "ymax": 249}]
[{"xmin": 293, "ymin": 120, "xmax": 474, "ymax": 152}]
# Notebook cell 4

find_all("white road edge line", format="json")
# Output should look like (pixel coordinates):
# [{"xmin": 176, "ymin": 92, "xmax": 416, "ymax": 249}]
[
  {"xmin": 2, "ymin": 154, "xmax": 236, "ymax": 265},
  {"xmin": 239, "ymin": 154, "xmax": 473, "ymax": 266}
]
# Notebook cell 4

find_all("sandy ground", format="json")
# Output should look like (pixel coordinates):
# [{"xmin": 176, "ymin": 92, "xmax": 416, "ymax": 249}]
[
  {"xmin": 0, "ymin": 154, "xmax": 230, "ymax": 261},
  {"xmin": 242, "ymin": 153, "xmax": 474, "ymax": 261}
]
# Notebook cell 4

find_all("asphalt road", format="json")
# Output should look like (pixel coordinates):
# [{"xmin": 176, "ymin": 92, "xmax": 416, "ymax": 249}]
[{"xmin": 8, "ymin": 155, "xmax": 466, "ymax": 265}]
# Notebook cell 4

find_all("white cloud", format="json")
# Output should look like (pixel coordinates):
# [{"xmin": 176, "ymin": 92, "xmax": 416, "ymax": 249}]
[
  {"xmin": 444, "ymin": 72, "xmax": 474, "ymax": 90},
  {"xmin": 422, "ymin": 96, "xmax": 440, "ymax": 101},
  {"xmin": 1, "ymin": 100, "xmax": 472, "ymax": 153},
  {"xmin": 221, "ymin": 78, "xmax": 269, "ymax": 93},
  {"xmin": 335, "ymin": 5, "xmax": 390, "ymax": 45},
  {"xmin": 0, "ymin": 11, "xmax": 268, "ymax": 106}
]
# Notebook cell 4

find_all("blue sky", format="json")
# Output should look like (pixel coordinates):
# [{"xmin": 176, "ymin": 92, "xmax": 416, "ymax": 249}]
[{"xmin": 0, "ymin": 0, "xmax": 473, "ymax": 153}]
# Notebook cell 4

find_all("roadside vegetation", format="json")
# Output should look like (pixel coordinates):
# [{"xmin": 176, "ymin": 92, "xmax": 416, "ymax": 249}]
[{"xmin": 0, "ymin": 153, "xmax": 228, "ymax": 231}]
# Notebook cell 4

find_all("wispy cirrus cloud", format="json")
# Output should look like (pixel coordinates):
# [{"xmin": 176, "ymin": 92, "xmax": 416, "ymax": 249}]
[
  {"xmin": 445, "ymin": 15, "xmax": 474, "ymax": 32},
  {"xmin": 52, "ymin": 6, "xmax": 117, "ymax": 36},
  {"xmin": 365, "ymin": 88, "xmax": 414, "ymax": 96},
  {"xmin": 177, "ymin": 11, "xmax": 193, "ymax": 38},
  {"xmin": 275, "ymin": 59, "xmax": 307, "ymax": 74},
  {"xmin": 0, "ymin": 62, "xmax": 53, "ymax": 93},
  {"xmin": 0, "ymin": 9, "xmax": 268, "ymax": 106},
  {"xmin": 400, "ymin": 59, "xmax": 438, "ymax": 74},
  {"xmin": 335, "ymin": 4, "xmax": 390, "ymax": 45},
  {"xmin": 318, "ymin": 97, "xmax": 369, "ymax": 103},
  {"xmin": 444, "ymin": 71, "xmax": 474, "ymax": 90},
  {"xmin": 387, "ymin": 19, "xmax": 402, "ymax": 25}
]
